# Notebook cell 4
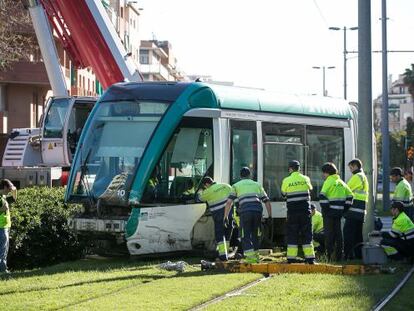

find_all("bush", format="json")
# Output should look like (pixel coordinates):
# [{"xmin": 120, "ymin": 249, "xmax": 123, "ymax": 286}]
[{"xmin": 8, "ymin": 187, "xmax": 85, "ymax": 269}]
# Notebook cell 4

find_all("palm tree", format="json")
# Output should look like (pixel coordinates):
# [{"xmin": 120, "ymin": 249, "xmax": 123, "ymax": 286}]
[{"xmin": 403, "ymin": 64, "xmax": 414, "ymax": 98}]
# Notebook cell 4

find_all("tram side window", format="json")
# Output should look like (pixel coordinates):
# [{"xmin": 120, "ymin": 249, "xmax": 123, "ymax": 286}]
[
  {"xmin": 230, "ymin": 120, "xmax": 257, "ymax": 184},
  {"xmin": 307, "ymin": 126, "xmax": 344, "ymax": 199},
  {"xmin": 143, "ymin": 117, "xmax": 213, "ymax": 204},
  {"xmin": 262, "ymin": 123, "xmax": 304, "ymax": 201}
]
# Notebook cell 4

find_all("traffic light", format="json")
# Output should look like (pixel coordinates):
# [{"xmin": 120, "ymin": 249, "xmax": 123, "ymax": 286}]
[{"xmin": 407, "ymin": 146, "xmax": 414, "ymax": 160}]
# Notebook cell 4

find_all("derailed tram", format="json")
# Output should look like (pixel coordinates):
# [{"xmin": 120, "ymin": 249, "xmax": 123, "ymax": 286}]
[{"xmin": 65, "ymin": 82, "xmax": 358, "ymax": 255}]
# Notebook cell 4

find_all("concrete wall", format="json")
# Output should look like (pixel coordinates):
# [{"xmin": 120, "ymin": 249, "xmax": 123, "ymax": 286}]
[{"xmin": 6, "ymin": 84, "xmax": 48, "ymax": 132}]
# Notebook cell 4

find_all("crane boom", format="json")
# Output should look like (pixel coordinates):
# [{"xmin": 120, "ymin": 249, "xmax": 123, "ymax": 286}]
[
  {"xmin": 40, "ymin": 0, "xmax": 143, "ymax": 88},
  {"xmin": 28, "ymin": 0, "xmax": 68, "ymax": 97}
]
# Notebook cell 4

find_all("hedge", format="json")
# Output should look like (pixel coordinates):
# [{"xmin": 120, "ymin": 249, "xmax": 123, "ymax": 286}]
[{"xmin": 8, "ymin": 187, "xmax": 85, "ymax": 269}]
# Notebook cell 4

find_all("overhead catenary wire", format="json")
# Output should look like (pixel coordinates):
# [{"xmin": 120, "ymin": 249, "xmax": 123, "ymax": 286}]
[{"xmin": 312, "ymin": 0, "xmax": 329, "ymax": 28}]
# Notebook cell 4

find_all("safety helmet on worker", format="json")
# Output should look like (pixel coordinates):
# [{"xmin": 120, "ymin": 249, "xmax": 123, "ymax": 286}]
[
  {"xmin": 240, "ymin": 167, "xmax": 251, "ymax": 178},
  {"xmin": 390, "ymin": 167, "xmax": 403, "ymax": 177},
  {"xmin": 288, "ymin": 160, "xmax": 300, "ymax": 170}
]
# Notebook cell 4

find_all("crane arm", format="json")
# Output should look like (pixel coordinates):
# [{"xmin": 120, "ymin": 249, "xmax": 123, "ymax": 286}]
[{"xmin": 40, "ymin": 0, "xmax": 142, "ymax": 89}]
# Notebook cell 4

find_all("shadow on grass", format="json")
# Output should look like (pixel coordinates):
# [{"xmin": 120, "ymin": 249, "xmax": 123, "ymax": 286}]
[
  {"xmin": 1, "ymin": 254, "xmax": 205, "ymax": 281},
  {"xmin": 0, "ymin": 273, "xmax": 167, "ymax": 296}
]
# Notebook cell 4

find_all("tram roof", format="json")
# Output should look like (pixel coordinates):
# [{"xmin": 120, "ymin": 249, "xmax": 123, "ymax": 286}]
[{"xmin": 101, "ymin": 82, "xmax": 353, "ymax": 119}]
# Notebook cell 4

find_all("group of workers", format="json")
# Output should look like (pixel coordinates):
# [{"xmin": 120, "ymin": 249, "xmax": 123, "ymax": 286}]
[
  {"xmin": 198, "ymin": 159, "xmax": 414, "ymax": 264},
  {"xmin": 2, "ymin": 159, "xmax": 414, "ymax": 273},
  {"xmin": 381, "ymin": 167, "xmax": 414, "ymax": 260}
]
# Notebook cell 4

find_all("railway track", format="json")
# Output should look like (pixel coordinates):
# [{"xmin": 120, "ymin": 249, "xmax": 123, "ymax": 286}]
[
  {"xmin": 190, "ymin": 263, "xmax": 414, "ymax": 311},
  {"xmin": 371, "ymin": 265, "xmax": 414, "ymax": 311},
  {"xmin": 189, "ymin": 275, "xmax": 271, "ymax": 311}
]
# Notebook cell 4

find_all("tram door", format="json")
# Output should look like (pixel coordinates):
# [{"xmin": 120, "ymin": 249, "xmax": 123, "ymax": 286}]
[{"xmin": 262, "ymin": 123, "xmax": 306, "ymax": 202}]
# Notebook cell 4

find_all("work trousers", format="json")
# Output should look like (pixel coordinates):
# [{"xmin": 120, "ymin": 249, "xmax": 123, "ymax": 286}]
[
  {"xmin": 381, "ymin": 232, "xmax": 414, "ymax": 259},
  {"xmin": 240, "ymin": 211, "xmax": 262, "ymax": 253},
  {"xmin": 212, "ymin": 210, "xmax": 233, "ymax": 260},
  {"xmin": 286, "ymin": 213, "xmax": 315, "ymax": 262},
  {"xmin": 343, "ymin": 218, "xmax": 363, "ymax": 259},
  {"xmin": 0, "ymin": 228, "xmax": 9, "ymax": 272},
  {"xmin": 324, "ymin": 216, "xmax": 343, "ymax": 261},
  {"xmin": 313, "ymin": 231, "xmax": 325, "ymax": 253}
]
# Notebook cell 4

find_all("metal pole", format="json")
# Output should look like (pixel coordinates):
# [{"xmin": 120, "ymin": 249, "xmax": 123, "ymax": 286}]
[
  {"xmin": 381, "ymin": 0, "xmax": 390, "ymax": 211},
  {"xmin": 323, "ymin": 66, "xmax": 326, "ymax": 96},
  {"xmin": 358, "ymin": 0, "xmax": 374, "ymax": 238},
  {"xmin": 343, "ymin": 27, "xmax": 348, "ymax": 100}
]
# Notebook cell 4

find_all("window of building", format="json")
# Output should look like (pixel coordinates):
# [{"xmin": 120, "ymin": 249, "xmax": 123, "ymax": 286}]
[
  {"xmin": 120, "ymin": 7, "xmax": 123, "ymax": 18},
  {"xmin": 262, "ymin": 123, "xmax": 305, "ymax": 201},
  {"xmin": 142, "ymin": 117, "xmax": 213, "ymax": 204},
  {"xmin": 140, "ymin": 50, "xmax": 149, "ymax": 64},
  {"xmin": 230, "ymin": 120, "xmax": 257, "ymax": 183},
  {"xmin": 306, "ymin": 126, "xmax": 344, "ymax": 199}
]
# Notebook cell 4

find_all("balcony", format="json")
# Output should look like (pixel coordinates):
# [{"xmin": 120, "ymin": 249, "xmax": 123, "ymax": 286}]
[
  {"xmin": 0, "ymin": 61, "xmax": 49, "ymax": 85},
  {"xmin": 70, "ymin": 86, "xmax": 96, "ymax": 97},
  {"xmin": 139, "ymin": 63, "xmax": 169, "ymax": 81}
]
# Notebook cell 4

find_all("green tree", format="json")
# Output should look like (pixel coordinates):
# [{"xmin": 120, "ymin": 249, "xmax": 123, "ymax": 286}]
[
  {"xmin": 376, "ymin": 131, "xmax": 407, "ymax": 168},
  {"xmin": 403, "ymin": 64, "xmax": 414, "ymax": 98},
  {"xmin": 0, "ymin": 0, "xmax": 37, "ymax": 71}
]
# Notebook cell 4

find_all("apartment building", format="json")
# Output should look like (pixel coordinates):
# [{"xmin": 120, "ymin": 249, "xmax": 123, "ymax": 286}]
[
  {"xmin": 139, "ymin": 40, "xmax": 185, "ymax": 81},
  {"xmin": 374, "ymin": 74, "xmax": 414, "ymax": 132}
]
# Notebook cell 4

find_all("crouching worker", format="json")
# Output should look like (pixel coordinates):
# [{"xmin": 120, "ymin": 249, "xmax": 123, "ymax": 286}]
[
  {"xmin": 224, "ymin": 167, "xmax": 272, "ymax": 264},
  {"xmin": 311, "ymin": 204, "xmax": 325, "ymax": 253},
  {"xmin": 381, "ymin": 201, "xmax": 414, "ymax": 260},
  {"xmin": 198, "ymin": 177, "xmax": 233, "ymax": 261}
]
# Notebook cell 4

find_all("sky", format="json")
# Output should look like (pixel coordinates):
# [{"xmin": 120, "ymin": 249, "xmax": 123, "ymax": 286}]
[{"xmin": 138, "ymin": 0, "xmax": 414, "ymax": 103}]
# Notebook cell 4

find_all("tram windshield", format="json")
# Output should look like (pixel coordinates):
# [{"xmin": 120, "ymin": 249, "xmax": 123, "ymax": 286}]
[{"xmin": 68, "ymin": 100, "xmax": 169, "ymax": 203}]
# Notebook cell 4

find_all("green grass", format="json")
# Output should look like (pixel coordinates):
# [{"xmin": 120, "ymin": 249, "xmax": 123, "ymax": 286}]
[
  {"xmin": 384, "ymin": 269, "xmax": 414, "ymax": 311},
  {"xmin": 0, "ymin": 257, "xmax": 261, "ymax": 310},
  {"xmin": 206, "ymin": 269, "xmax": 407, "ymax": 311},
  {"xmin": 0, "ymin": 257, "xmax": 410, "ymax": 310}
]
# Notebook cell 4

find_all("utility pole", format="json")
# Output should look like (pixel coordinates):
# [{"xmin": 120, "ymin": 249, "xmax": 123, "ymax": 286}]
[
  {"xmin": 381, "ymin": 0, "xmax": 390, "ymax": 211},
  {"xmin": 312, "ymin": 66, "xmax": 335, "ymax": 96},
  {"xmin": 358, "ymin": 0, "xmax": 374, "ymax": 238},
  {"xmin": 329, "ymin": 26, "xmax": 358, "ymax": 100}
]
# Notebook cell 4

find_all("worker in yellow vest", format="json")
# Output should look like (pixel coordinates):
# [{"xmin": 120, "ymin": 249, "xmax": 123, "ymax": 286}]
[
  {"xmin": 381, "ymin": 201, "xmax": 414, "ymax": 260},
  {"xmin": 0, "ymin": 179, "xmax": 17, "ymax": 274},
  {"xmin": 281, "ymin": 160, "xmax": 315, "ymax": 264},
  {"xmin": 224, "ymin": 167, "xmax": 272, "ymax": 264},
  {"xmin": 344, "ymin": 158, "xmax": 369, "ymax": 260},
  {"xmin": 319, "ymin": 162, "xmax": 353, "ymax": 261},
  {"xmin": 198, "ymin": 177, "xmax": 233, "ymax": 261},
  {"xmin": 390, "ymin": 167, "xmax": 414, "ymax": 221}
]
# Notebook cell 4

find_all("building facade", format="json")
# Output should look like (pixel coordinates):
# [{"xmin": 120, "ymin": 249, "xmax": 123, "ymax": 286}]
[
  {"xmin": 374, "ymin": 74, "xmax": 414, "ymax": 132},
  {"xmin": 139, "ymin": 40, "xmax": 185, "ymax": 81}
]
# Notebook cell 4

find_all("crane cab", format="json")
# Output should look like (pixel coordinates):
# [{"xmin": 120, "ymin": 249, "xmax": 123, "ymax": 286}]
[{"xmin": 41, "ymin": 96, "xmax": 97, "ymax": 167}]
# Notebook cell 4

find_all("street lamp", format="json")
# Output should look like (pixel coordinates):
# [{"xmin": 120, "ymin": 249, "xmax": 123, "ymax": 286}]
[
  {"xmin": 329, "ymin": 26, "xmax": 358, "ymax": 100},
  {"xmin": 312, "ymin": 66, "xmax": 335, "ymax": 96}
]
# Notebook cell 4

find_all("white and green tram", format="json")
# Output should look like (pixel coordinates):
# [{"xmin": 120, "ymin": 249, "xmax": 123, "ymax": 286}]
[{"xmin": 65, "ymin": 82, "xmax": 358, "ymax": 255}]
